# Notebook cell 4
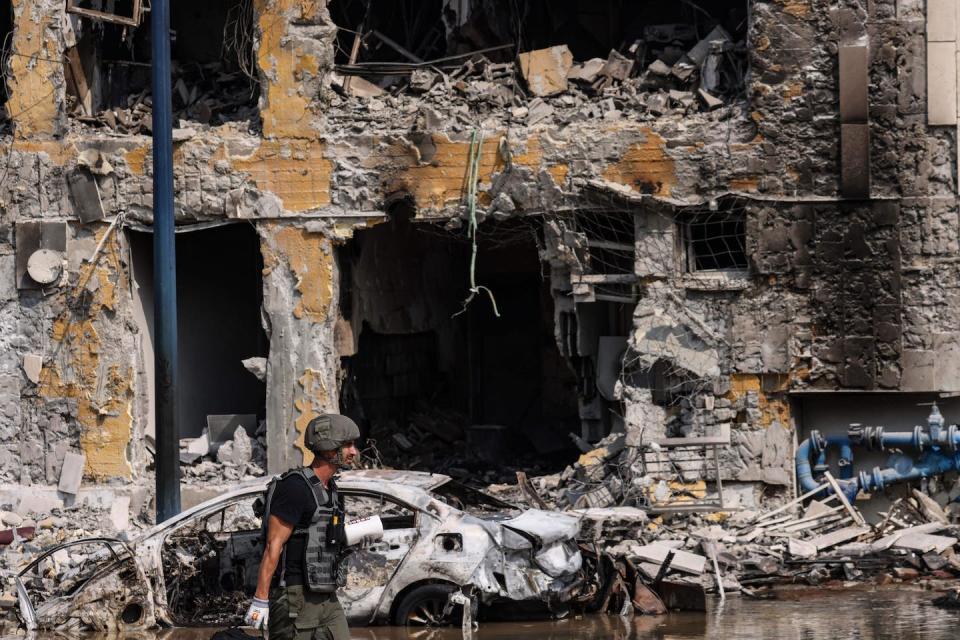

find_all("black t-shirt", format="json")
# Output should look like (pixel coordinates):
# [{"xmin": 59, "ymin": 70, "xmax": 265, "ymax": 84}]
[{"xmin": 269, "ymin": 472, "xmax": 336, "ymax": 585}]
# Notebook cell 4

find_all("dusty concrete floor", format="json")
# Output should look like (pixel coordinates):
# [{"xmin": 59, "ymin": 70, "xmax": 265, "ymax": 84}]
[{"xmin": 3, "ymin": 587, "xmax": 958, "ymax": 640}]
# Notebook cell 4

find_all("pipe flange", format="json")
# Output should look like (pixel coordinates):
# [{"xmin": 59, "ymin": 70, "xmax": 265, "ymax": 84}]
[
  {"xmin": 810, "ymin": 430, "xmax": 826, "ymax": 455},
  {"xmin": 949, "ymin": 425, "xmax": 959, "ymax": 453},
  {"xmin": 848, "ymin": 424, "xmax": 865, "ymax": 445},
  {"xmin": 871, "ymin": 466, "xmax": 886, "ymax": 492},
  {"xmin": 868, "ymin": 426, "xmax": 884, "ymax": 451},
  {"xmin": 913, "ymin": 425, "xmax": 925, "ymax": 452},
  {"xmin": 858, "ymin": 469, "xmax": 872, "ymax": 492}
]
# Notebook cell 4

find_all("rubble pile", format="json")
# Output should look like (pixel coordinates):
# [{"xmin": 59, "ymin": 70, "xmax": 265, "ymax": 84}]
[
  {"xmin": 69, "ymin": 62, "xmax": 259, "ymax": 135},
  {"xmin": 178, "ymin": 424, "xmax": 268, "ymax": 483},
  {"xmin": 329, "ymin": 26, "xmax": 747, "ymax": 132},
  {"xmin": 555, "ymin": 482, "xmax": 960, "ymax": 607},
  {"xmin": 361, "ymin": 403, "xmax": 559, "ymax": 485}
]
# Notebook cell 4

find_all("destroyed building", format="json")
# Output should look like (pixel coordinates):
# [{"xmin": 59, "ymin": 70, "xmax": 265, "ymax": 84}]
[{"xmin": 0, "ymin": 0, "xmax": 958, "ymax": 526}]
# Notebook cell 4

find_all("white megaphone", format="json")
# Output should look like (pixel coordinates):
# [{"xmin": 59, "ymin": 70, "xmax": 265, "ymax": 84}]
[{"xmin": 344, "ymin": 515, "xmax": 384, "ymax": 546}]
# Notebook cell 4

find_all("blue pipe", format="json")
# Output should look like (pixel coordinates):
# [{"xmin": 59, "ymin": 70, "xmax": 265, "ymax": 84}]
[
  {"xmin": 152, "ymin": 0, "xmax": 181, "ymax": 521},
  {"xmin": 795, "ymin": 405, "xmax": 960, "ymax": 501}
]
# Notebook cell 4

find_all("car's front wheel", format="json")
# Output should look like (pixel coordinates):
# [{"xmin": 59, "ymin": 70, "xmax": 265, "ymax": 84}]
[{"xmin": 393, "ymin": 584, "xmax": 462, "ymax": 626}]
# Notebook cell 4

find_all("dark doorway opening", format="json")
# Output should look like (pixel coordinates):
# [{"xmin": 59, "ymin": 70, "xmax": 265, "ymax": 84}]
[
  {"xmin": 338, "ymin": 208, "xmax": 580, "ymax": 480},
  {"xmin": 128, "ymin": 223, "xmax": 268, "ymax": 439}
]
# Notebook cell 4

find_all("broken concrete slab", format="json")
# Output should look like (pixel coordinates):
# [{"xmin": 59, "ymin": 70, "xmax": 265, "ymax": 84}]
[
  {"xmin": 697, "ymin": 88, "xmax": 723, "ymax": 111},
  {"xmin": 518, "ymin": 46, "xmax": 573, "ymax": 97},
  {"xmin": 66, "ymin": 169, "xmax": 106, "ymax": 223},
  {"xmin": 788, "ymin": 538, "xmax": 817, "ymax": 559},
  {"xmin": 21, "ymin": 354, "xmax": 42, "ymax": 385},
  {"xmin": 57, "ymin": 452, "xmax": 86, "ymax": 495},
  {"xmin": 599, "ymin": 50, "xmax": 634, "ymax": 82},
  {"xmin": 871, "ymin": 522, "xmax": 948, "ymax": 551},
  {"xmin": 567, "ymin": 58, "xmax": 605, "ymax": 83},
  {"xmin": 893, "ymin": 533, "xmax": 957, "ymax": 554},
  {"xmin": 108, "ymin": 494, "xmax": 130, "ymax": 531},
  {"xmin": 241, "ymin": 357, "xmax": 267, "ymax": 382},
  {"xmin": 630, "ymin": 542, "xmax": 706, "ymax": 575},
  {"xmin": 809, "ymin": 525, "xmax": 871, "ymax": 552}
]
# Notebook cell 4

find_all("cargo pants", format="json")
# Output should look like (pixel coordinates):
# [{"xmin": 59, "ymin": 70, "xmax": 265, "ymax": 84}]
[{"xmin": 268, "ymin": 585, "xmax": 349, "ymax": 640}]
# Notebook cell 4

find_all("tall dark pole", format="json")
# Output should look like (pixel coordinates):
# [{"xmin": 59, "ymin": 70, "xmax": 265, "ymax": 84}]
[{"xmin": 152, "ymin": 0, "xmax": 180, "ymax": 522}]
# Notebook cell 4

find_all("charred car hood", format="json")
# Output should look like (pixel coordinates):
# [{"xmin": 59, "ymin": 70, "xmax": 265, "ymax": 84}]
[{"xmin": 498, "ymin": 510, "xmax": 580, "ymax": 549}]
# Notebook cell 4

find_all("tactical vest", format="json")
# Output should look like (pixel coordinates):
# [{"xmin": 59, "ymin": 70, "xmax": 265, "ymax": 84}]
[{"xmin": 262, "ymin": 469, "xmax": 346, "ymax": 593}]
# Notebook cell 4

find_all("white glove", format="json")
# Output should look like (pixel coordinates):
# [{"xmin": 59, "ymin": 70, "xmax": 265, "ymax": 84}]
[{"xmin": 245, "ymin": 597, "xmax": 270, "ymax": 629}]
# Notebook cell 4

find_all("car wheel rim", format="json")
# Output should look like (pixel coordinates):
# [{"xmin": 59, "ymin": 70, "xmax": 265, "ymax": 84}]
[{"xmin": 407, "ymin": 598, "xmax": 446, "ymax": 626}]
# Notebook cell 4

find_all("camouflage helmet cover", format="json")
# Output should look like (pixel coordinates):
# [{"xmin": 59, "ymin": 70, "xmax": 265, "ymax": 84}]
[{"xmin": 304, "ymin": 414, "xmax": 360, "ymax": 453}]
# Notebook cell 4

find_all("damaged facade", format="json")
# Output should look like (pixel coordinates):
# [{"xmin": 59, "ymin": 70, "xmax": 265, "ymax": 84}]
[{"xmin": 0, "ymin": 0, "xmax": 959, "ymax": 590}]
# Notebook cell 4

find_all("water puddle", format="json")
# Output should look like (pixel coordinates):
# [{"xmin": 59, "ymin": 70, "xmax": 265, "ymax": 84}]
[{"xmin": 10, "ymin": 586, "xmax": 960, "ymax": 640}]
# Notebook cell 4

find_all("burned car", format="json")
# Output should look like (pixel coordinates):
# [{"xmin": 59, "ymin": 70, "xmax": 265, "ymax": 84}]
[{"xmin": 16, "ymin": 470, "xmax": 589, "ymax": 632}]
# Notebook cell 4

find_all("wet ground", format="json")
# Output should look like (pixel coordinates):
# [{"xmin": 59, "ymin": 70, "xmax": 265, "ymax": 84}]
[{"xmin": 10, "ymin": 586, "xmax": 960, "ymax": 640}]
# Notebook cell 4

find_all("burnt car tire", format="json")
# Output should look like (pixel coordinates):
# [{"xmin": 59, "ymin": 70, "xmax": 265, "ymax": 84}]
[{"xmin": 393, "ymin": 584, "xmax": 462, "ymax": 627}]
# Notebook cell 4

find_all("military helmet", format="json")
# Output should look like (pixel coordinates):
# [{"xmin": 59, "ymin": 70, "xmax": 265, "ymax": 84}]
[{"xmin": 304, "ymin": 414, "xmax": 360, "ymax": 453}]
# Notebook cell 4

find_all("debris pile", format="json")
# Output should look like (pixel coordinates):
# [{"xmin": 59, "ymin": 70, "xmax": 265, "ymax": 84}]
[
  {"xmin": 70, "ymin": 64, "xmax": 258, "ymax": 134},
  {"xmin": 177, "ymin": 419, "xmax": 267, "ymax": 483},
  {"xmin": 361, "ymin": 404, "xmax": 559, "ymax": 486},
  {"xmin": 504, "ymin": 429, "xmax": 728, "ymax": 513},
  {"xmin": 329, "ymin": 29, "xmax": 747, "ymax": 132},
  {"xmin": 545, "ymin": 478, "xmax": 960, "ymax": 608}
]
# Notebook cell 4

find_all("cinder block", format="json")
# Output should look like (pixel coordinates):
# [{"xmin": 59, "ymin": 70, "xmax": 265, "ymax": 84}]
[
  {"xmin": 841, "ymin": 123, "xmax": 871, "ymax": 199},
  {"xmin": 927, "ymin": 0, "xmax": 957, "ymax": 42},
  {"xmin": 928, "ymin": 41, "xmax": 958, "ymax": 125},
  {"xmin": 839, "ymin": 46, "xmax": 869, "ymax": 123}
]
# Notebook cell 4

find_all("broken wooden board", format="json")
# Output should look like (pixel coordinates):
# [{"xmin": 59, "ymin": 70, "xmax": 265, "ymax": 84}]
[
  {"xmin": 630, "ymin": 542, "xmax": 706, "ymax": 575},
  {"xmin": 809, "ymin": 525, "xmax": 871, "ymax": 552}
]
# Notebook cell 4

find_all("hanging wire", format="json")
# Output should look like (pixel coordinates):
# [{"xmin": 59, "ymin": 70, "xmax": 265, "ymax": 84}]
[{"xmin": 453, "ymin": 129, "xmax": 500, "ymax": 319}]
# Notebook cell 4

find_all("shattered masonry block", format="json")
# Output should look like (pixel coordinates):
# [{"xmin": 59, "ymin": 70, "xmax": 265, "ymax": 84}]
[
  {"xmin": 518, "ymin": 46, "xmax": 573, "ymax": 97},
  {"xmin": 57, "ymin": 452, "xmax": 86, "ymax": 495}
]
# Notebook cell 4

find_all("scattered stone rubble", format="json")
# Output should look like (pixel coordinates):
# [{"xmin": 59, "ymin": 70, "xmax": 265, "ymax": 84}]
[
  {"xmin": 328, "ymin": 26, "xmax": 746, "ymax": 133},
  {"xmin": 178, "ymin": 424, "xmax": 268, "ymax": 483}
]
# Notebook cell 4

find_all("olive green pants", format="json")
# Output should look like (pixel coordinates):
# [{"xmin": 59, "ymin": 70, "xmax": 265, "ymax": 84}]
[{"xmin": 268, "ymin": 585, "xmax": 349, "ymax": 640}]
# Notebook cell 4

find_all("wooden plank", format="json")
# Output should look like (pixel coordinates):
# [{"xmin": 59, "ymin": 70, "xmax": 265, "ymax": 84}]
[
  {"xmin": 766, "ymin": 505, "xmax": 844, "ymax": 533},
  {"xmin": 66, "ymin": 48, "xmax": 91, "ymax": 116},
  {"xmin": 752, "ymin": 482, "xmax": 830, "ymax": 524},
  {"xmin": 823, "ymin": 472, "xmax": 866, "ymax": 526},
  {"xmin": 342, "ymin": 30, "xmax": 363, "ymax": 95},
  {"xmin": 809, "ymin": 525, "xmax": 871, "ymax": 552},
  {"xmin": 66, "ymin": 1, "xmax": 141, "ymax": 27}
]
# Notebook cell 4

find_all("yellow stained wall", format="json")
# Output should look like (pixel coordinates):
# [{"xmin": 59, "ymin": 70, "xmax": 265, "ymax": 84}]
[
  {"xmin": 8, "ymin": 0, "xmax": 60, "ymax": 138},
  {"xmin": 37, "ymin": 226, "xmax": 134, "ymax": 480}
]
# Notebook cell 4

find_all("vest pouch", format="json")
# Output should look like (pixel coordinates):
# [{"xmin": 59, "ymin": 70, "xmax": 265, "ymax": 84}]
[{"xmin": 304, "ymin": 519, "xmax": 340, "ymax": 594}]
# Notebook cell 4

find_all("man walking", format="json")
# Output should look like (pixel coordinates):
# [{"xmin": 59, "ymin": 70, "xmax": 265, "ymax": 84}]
[{"xmin": 245, "ymin": 414, "xmax": 361, "ymax": 640}]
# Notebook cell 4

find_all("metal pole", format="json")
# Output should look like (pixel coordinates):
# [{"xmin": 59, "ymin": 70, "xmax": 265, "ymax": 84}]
[{"xmin": 152, "ymin": 0, "xmax": 180, "ymax": 522}]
